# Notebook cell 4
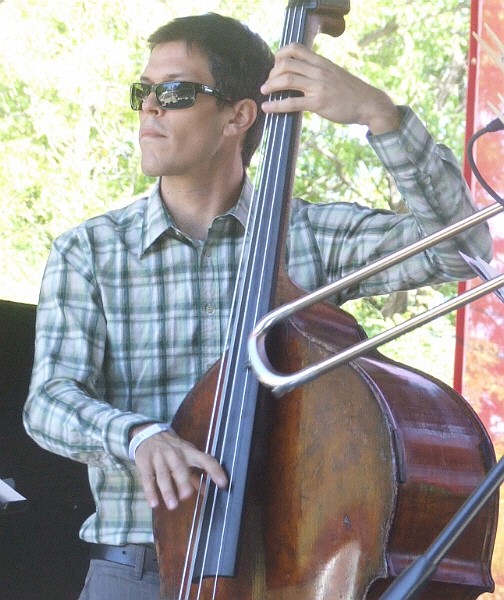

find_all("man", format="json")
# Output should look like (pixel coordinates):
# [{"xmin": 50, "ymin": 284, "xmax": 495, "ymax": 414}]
[{"xmin": 24, "ymin": 12, "xmax": 492, "ymax": 600}]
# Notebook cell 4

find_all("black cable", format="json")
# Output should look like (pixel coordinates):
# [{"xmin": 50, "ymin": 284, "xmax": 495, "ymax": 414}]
[{"xmin": 467, "ymin": 117, "xmax": 504, "ymax": 207}]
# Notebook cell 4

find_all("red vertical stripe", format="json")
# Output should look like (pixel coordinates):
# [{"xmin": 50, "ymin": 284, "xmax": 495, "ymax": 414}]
[{"xmin": 454, "ymin": 0, "xmax": 481, "ymax": 392}]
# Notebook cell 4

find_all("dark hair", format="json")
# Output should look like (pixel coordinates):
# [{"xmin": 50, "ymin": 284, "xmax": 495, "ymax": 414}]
[{"xmin": 148, "ymin": 13, "xmax": 274, "ymax": 167}]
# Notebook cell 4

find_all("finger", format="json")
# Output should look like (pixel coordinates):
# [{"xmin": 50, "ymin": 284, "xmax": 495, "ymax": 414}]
[
  {"xmin": 138, "ymin": 470, "xmax": 164, "ymax": 509},
  {"xmin": 265, "ymin": 59, "xmax": 312, "ymax": 87},
  {"xmin": 261, "ymin": 61, "xmax": 333, "ymax": 114},
  {"xmin": 262, "ymin": 45, "xmax": 321, "ymax": 89},
  {"xmin": 262, "ymin": 94, "xmax": 309, "ymax": 115},
  {"xmin": 163, "ymin": 432, "xmax": 228, "ymax": 491},
  {"xmin": 269, "ymin": 44, "xmax": 329, "ymax": 81},
  {"xmin": 135, "ymin": 430, "xmax": 228, "ymax": 510},
  {"xmin": 149, "ymin": 449, "xmax": 208, "ymax": 510},
  {"xmin": 262, "ymin": 72, "xmax": 310, "ymax": 96},
  {"xmin": 273, "ymin": 42, "xmax": 319, "ymax": 65},
  {"xmin": 262, "ymin": 58, "xmax": 318, "ymax": 97},
  {"xmin": 189, "ymin": 451, "xmax": 228, "ymax": 490},
  {"xmin": 155, "ymin": 461, "xmax": 194, "ymax": 510},
  {"xmin": 156, "ymin": 455, "xmax": 227, "ymax": 511},
  {"xmin": 135, "ymin": 440, "xmax": 188, "ymax": 510}
]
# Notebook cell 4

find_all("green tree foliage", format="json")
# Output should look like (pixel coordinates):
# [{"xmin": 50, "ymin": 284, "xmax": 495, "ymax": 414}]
[
  {"xmin": 289, "ymin": 1, "xmax": 471, "ymax": 380},
  {"xmin": 0, "ymin": 0, "xmax": 471, "ymax": 382}
]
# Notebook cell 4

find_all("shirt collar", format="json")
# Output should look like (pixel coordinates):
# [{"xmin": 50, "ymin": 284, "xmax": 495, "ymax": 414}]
[
  {"xmin": 227, "ymin": 176, "xmax": 253, "ymax": 229},
  {"xmin": 139, "ymin": 181, "xmax": 174, "ymax": 256},
  {"xmin": 140, "ymin": 177, "xmax": 254, "ymax": 256}
]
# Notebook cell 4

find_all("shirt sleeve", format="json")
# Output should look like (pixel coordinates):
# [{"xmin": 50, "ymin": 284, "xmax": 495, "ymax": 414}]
[
  {"xmin": 291, "ymin": 106, "xmax": 493, "ymax": 301},
  {"xmin": 23, "ymin": 232, "xmax": 153, "ymax": 468},
  {"xmin": 366, "ymin": 106, "xmax": 493, "ymax": 273}
]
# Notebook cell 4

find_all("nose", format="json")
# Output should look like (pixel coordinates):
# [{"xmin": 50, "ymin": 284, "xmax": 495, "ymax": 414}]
[{"xmin": 141, "ymin": 90, "xmax": 162, "ymax": 114}]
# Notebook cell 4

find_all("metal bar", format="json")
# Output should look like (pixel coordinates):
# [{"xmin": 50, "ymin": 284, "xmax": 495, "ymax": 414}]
[
  {"xmin": 254, "ymin": 203, "xmax": 502, "ymax": 330},
  {"xmin": 248, "ymin": 208, "xmax": 504, "ymax": 396},
  {"xmin": 380, "ymin": 455, "xmax": 504, "ymax": 600}
]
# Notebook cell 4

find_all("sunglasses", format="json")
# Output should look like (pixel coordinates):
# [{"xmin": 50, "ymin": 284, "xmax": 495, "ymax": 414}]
[{"xmin": 130, "ymin": 80, "xmax": 230, "ymax": 111}]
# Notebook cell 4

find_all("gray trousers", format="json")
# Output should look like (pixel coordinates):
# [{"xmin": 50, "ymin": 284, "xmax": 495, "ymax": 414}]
[{"xmin": 78, "ymin": 559, "xmax": 161, "ymax": 600}]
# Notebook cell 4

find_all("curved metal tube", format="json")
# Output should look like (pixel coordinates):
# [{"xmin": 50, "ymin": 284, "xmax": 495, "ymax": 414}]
[{"xmin": 248, "ymin": 203, "xmax": 504, "ymax": 397}]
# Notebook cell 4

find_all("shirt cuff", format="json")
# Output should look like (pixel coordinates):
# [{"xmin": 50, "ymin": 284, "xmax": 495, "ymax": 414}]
[
  {"xmin": 367, "ymin": 106, "xmax": 436, "ymax": 175},
  {"xmin": 103, "ymin": 411, "xmax": 156, "ymax": 462}
]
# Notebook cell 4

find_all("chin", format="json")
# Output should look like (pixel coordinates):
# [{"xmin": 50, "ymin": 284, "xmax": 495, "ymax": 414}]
[
  {"xmin": 142, "ymin": 168, "xmax": 161, "ymax": 177},
  {"xmin": 140, "ymin": 160, "xmax": 165, "ymax": 178}
]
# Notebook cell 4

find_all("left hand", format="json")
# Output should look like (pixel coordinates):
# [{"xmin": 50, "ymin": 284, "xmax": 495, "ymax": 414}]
[{"xmin": 261, "ymin": 43, "xmax": 401, "ymax": 135}]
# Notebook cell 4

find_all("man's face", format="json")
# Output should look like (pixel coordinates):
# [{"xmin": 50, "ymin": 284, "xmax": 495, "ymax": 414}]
[{"xmin": 137, "ymin": 41, "xmax": 232, "ymax": 179}]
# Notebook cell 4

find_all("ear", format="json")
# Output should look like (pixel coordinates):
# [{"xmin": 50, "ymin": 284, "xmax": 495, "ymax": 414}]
[{"xmin": 223, "ymin": 98, "xmax": 258, "ymax": 138}]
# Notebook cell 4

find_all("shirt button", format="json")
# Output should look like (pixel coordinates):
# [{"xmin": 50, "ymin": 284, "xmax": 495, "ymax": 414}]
[
  {"xmin": 204, "ymin": 248, "xmax": 212, "ymax": 258},
  {"xmin": 406, "ymin": 144, "xmax": 414, "ymax": 153},
  {"xmin": 205, "ymin": 304, "xmax": 215, "ymax": 314}
]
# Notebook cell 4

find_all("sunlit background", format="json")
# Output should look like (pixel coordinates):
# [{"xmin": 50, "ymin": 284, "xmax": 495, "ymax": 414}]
[{"xmin": 0, "ymin": 0, "xmax": 502, "ymax": 597}]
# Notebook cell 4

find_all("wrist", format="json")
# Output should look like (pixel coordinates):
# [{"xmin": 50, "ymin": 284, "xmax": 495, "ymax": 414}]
[
  {"xmin": 366, "ymin": 102, "xmax": 402, "ymax": 136},
  {"xmin": 128, "ymin": 422, "xmax": 172, "ymax": 461},
  {"xmin": 129, "ymin": 422, "xmax": 154, "ymax": 442}
]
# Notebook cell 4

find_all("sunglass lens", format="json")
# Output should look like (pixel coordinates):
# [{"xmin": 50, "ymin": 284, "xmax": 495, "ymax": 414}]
[
  {"xmin": 130, "ymin": 83, "xmax": 148, "ymax": 111},
  {"xmin": 156, "ymin": 82, "xmax": 195, "ymax": 109},
  {"xmin": 129, "ymin": 82, "xmax": 199, "ymax": 111}
]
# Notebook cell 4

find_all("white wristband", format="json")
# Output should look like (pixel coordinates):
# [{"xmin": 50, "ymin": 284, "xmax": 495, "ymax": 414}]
[{"xmin": 128, "ymin": 422, "xmax": 172, "ymax": 461}]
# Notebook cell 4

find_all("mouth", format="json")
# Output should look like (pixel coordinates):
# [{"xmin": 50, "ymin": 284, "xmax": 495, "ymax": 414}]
[{"xmin": 139, "ymin": 127, "xmax": 165, "ymax": 141}]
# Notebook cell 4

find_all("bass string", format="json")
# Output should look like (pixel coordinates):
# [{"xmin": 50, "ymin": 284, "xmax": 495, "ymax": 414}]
[
  {"xmin": 207, "ymin": 3, "xmax": 306, "ymax": 595},
  {"xmin": 174, "ymin": 72, "xmax": 277, "ymax": 600},
  {"xmin": 179, "ymin": 4, "xmax": 307, "ymax": 598}
]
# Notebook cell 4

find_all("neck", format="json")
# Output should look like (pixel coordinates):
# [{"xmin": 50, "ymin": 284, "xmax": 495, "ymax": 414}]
[{"xmin": 159, "ymin": 163, "xmax": 245, "ymax": 241}]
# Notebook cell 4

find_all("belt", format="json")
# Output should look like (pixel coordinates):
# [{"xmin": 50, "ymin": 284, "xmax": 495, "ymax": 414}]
[{"xmin": 89, "ymin": 543, "xmax": 159, "ymax": 573}]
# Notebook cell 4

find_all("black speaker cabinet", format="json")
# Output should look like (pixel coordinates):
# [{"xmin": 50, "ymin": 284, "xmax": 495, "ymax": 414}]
[{"xmin": 0, "ymin": 300, "xmax": 94, "ymax": 600}]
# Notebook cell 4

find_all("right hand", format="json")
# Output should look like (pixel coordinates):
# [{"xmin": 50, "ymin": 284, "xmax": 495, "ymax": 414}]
[{"xmin": 131, "ymin": 425, "xmax": 228, "ymax": 510}]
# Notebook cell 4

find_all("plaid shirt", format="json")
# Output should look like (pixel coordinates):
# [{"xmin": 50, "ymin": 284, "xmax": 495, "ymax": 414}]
[{"xmin": 24, "ymin": 107, "xmax": 492, "ymax": 545}]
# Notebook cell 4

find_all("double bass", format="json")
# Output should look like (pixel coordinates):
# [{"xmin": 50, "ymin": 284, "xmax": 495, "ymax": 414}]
[{"xmin": 154, "ymin": 2, "xmax": 498, "ymax": 598}]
